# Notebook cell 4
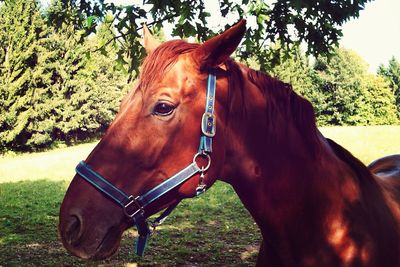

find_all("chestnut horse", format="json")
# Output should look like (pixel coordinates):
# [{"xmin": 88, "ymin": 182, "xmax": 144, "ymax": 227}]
[{"xmin": 59, "ymin": 20, "xmax": 400, "ymax": 266}]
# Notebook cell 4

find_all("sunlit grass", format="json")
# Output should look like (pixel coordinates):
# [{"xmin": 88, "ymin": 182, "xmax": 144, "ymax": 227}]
[
  {"xmin": 0, "ymin": 142, "xmax": 97, "ymax": 183},
  {"xmin": 320, "ymin": 125, "xmax": 400, "ymax": 164}
]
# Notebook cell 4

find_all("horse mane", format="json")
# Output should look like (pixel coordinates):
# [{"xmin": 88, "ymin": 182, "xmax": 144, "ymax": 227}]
[
  {"xmin": 245, "ymin": 68, "xmax": 320, "ymax": 152},
  {"xmin": 139, "ymin": 40, "xmax": 199, "ymax": 90}
]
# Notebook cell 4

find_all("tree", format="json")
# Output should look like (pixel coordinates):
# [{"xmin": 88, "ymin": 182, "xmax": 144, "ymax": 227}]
[
  {"xmin": 313, "ymin": 49, "xmax": 364, "ymax": 125},
  {"xmin": 314, "ymin": 48, "xmax": 398, "ymax": 125},
  {"xmin": 37, "ymin": 8, "xmax": 130, "ymax": 146},
  {"xmin": 267, "ymin": 45, "xmax": 318, "ymax": 102},
  {"xmin": 50, "ymin": 22, "xmax": 130, "ymax": 143},
  {"xmin": 0, "ymin": 0, "xmax": 49, "ymax": 150},
  {"xmin": 40, "ymin": 0, "xmax": 372, "ymax": 79},
  {"xmin": 362, "ymin": 74, "xmax": 398, "ymax": 124},
  {"xmin": 0, "ymin": 0, "xmax": 130, "ymax": 151},
  {"xmin": 378, "ymin": 57, "xmax": 400, "ymax": 114}
]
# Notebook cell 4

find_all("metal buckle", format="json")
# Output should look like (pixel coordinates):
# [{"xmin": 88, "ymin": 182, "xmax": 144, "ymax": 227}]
[
  {"xmin": 193, "ymin": 152, "xmax": 211, "ymax": 196},
  {"xmin": 201, "ymin": 112, "xmax": 216, "ymax": 137},
  {"xmin": 123, "ymin": 195, "xmax": 143, "ymax": 218},
  {"xmin": 193, "ymin": 152, "xmax": 211, "ymax": 172}
]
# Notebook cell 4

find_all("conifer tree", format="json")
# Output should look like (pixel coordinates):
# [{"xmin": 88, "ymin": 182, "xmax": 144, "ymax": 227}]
[
  {"xmin": 0, "ymin": 0, "xmax": 130, "ymax": 151},
  {"xmin": 0, "ymin": 0, "xmax": 49, "ymax": 150},
  {"xmin": 57, "ymin": 24, "xmax": 129, "ymax": 142},
  {"xmin": 378, "ymin": 57, "xmax": 400, "ymax": 115},
  {"xmin": 42, "ymin": 8, "xmax": 129, "ymax": 144}
]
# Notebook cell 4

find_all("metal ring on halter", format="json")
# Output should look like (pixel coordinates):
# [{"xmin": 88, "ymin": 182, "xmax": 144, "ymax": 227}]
[{"xmin": 192, "ymin": 152, "xmax": 211, "ymax": 172}]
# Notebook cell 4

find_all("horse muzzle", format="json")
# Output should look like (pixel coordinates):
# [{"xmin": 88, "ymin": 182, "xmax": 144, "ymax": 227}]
[{"xmin": 59, "ymin": 203, "xmax": 124, "ymax": 260}]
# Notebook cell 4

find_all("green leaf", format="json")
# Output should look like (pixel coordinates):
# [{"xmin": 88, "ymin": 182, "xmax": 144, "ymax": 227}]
[{"xmin": 86, "ymin": 16, "xmax": 96, "ymax": 28}]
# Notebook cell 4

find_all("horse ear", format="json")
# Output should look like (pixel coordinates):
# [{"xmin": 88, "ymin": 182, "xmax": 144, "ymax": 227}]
[
  {"xmin": 193, "ymin": 19, "xmax": 246, "ymax": 70},
  {"xmin": 142, "ymin": 24, "xmax": 161, "ymax": 54}
]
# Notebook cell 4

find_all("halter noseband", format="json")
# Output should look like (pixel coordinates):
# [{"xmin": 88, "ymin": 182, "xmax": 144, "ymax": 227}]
[{"xmin": 75, "ymin": 71, "xmax": 217, "ymax": 256}]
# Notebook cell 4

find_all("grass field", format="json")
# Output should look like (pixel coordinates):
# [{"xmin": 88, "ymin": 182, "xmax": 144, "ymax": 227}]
[
  {"xmin": 320, "ymin": 125, "xmax": 400, "ymax": 164},
  {"xmin": 0, "ymin": 125, "xmax": 399, "ymax": 266}
]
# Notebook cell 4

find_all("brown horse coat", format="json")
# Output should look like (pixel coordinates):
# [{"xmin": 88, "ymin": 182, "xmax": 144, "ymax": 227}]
[{"xmin": 59, "ymin": 20, "xmax": 400, "ymax": 266}]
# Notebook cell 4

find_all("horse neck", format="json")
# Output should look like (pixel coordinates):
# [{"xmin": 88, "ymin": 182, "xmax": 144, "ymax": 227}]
[
  {"xmin": 219, "ymin": 64, "xmax": 340, "ymax": 226},
  {"xmin": 218, "ymin": 64, "xmax": 400, "ymax": 266},
  {"xmin": 219, "ymin": 65, "xmax": 400, "ymax": 265}
]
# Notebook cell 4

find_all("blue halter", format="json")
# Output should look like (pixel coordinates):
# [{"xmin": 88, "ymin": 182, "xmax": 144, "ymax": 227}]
[{"xmin": 75, "ymin": 71, "xmax": 217, "ymax": 256}]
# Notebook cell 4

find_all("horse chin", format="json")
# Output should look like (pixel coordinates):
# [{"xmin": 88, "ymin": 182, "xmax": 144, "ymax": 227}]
[
  {"xmin": 90, "ymin": 226, "xmax": 122, "ymax": 260},
  {"xmin": 62, "ymin": 226, "xmax": 123, "ymax": 261}
]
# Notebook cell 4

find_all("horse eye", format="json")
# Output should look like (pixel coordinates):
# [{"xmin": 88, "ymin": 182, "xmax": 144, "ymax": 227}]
[{"xmin": 153, "ymin": 102, "xmax": 175, "ymax": 116}]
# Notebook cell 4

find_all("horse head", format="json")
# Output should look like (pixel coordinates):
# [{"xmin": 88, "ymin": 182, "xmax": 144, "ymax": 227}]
[{"xmin": 59, "ymin": 20, "xmax": 246, "ymax": 260}]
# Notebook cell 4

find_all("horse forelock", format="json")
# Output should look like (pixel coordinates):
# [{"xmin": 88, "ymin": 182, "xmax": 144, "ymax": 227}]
[{"xmin": 139, "ymin": 40, "xmax": 199, "ymax": 91}]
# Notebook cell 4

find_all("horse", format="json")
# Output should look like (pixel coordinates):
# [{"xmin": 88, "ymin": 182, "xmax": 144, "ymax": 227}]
[
  {"xmin": 368, "ymin": 155, "xmax": 400, "ymax": 180},
  {"xmin": 59, "ymin": 20, "xmax": 400, "ymax": 266}
]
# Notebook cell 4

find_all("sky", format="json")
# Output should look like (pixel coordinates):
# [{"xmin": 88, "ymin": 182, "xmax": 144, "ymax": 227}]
[{"xmin": 340, "ymin": 0, "xmax": 400, "ymax": 72}]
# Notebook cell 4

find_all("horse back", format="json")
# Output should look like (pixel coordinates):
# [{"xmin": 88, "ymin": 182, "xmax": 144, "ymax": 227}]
[
  {"xmin": 368, "ymin": 155, "xmax": 400, "ymax": 202},
  {"xmin": 368, "ymin": 154, "xmax": 400, "ymax": 179}
]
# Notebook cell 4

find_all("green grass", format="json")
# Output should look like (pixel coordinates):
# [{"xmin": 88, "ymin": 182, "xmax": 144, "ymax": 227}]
[
  {"xmin": 320, "ymin": 125, "xmax": 400, "ymax": 164},
  {"xmin": 0, "ymin": 142, "xmax": 97, "ymax": 183},
  {"xmin": 0, "ymin": 125, "xmax": 399, "ymax": 266},
  {"xmin": 0, "ymin": 180, "xmax": 259, "ymax": 266}
]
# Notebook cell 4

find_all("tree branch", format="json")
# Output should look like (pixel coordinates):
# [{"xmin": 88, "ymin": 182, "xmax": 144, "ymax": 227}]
[{"xmin": 91, "ymin": 12, "xmax": 179, "ymax": 54}]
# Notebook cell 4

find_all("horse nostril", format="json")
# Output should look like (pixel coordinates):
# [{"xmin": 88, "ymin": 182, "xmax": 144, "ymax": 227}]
[{"xmin": 65, "ymin": 215, "xmax": 83, "ymax": 246}]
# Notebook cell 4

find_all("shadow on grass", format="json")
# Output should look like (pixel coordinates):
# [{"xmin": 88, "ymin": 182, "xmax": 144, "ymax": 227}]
[{"xmin": 0, "ymin": 180, "xmax": 260, "ymax": 266}]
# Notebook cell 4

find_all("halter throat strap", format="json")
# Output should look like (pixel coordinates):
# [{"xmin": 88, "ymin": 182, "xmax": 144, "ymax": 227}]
[{"xmin": 75, "ymin": 71, "xmax": 217, "ymax": 256}]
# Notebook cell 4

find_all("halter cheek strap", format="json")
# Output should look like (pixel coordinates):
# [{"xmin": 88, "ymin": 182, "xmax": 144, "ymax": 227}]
[
  {"xmin": 199, "ymin": 72, "xmax": 216, "ymax": 153},
  {"xmin": 75, "ymin": 71, "xmax": 217, "ymax": 256}
]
